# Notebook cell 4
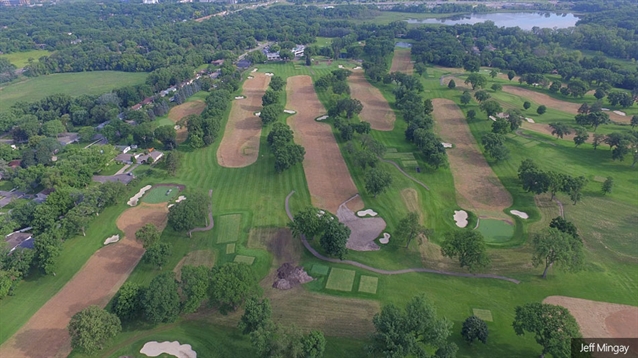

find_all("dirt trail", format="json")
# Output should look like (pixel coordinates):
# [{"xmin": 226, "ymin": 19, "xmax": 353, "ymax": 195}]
[
  {"xmin": 432, "ymin": 98, "xmax": 512, "ymax": 218},
  {"xmin": 390, "ymin": 48, "xmax": 414, "ymax": 74},
  {"xmin": 217, "ymin": 73, "xmax": 270, "ymax": 168},
  {"xmin": 286, "ymin": 75, "xmax": 362, "ymax": 213},
  {"xmin": 0, "ymin": 203, "xmax": 168, "ymax": 358},
  {"xmin": 348, "ymin": 70, "xmax": 395, "ymax": 131},
  {"xmin": 503, "ymin": 86, "xmax": 630, "ymax": 124}
]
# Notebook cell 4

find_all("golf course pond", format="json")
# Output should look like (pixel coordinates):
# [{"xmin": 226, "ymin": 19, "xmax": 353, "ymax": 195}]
[{"xmin": 407, "ymin": 12, "xmax": 579, "ymax": 30}]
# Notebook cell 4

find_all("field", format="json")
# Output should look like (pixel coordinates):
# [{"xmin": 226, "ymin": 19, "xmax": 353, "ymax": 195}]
[
  {"xmin": 0, "ymin": 202, "xmax": 168, "ymax": 358},
  {"xmin": 431, "ymin": 98, "xmax": 513, "ymax": 219},
  {"xmin": 216, "ymin": 72, "xmax": 270, "ymax": 168},
  {"xmin": 286, "ymin": 75, "xmax": 363, "ymax": 213},
  {"xmin": 0, "ymin": 71, "xmax": 147, "ymax": 109},
  {"xmin": 0, "ymin": 50, "xmax": 50, "ymax": 67},
  {"xmin": 141, "ymin": 185, "xmax": 181, "ymax": 204},
  {"xmin": 348, "ymin": 70, "xmax": 396, "ymax": 131},
  {"xmin": 165, "ymin": 98, "xmax": 207, "ymax": 143},
  {"xmin": 389, "ymin": 48, "xmax": 414, "ymax": 74}
]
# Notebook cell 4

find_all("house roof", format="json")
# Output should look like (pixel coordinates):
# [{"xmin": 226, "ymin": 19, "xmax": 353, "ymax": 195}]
[
  {"xmin": 116, "ymin": 153, "xmax": 133, "ymax": 162},
  {"xmin": 5, "ymin": 232, "xmax": 33, "ymax": 252},
  {"xmin": 8, "ymin": 160, "xmax": 21, "ymax": 168}
]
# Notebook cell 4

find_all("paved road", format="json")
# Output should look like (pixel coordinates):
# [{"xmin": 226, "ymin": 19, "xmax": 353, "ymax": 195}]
[{"xmin": 285, "ymin": 190, "xmax": 520, "ymax": 284}]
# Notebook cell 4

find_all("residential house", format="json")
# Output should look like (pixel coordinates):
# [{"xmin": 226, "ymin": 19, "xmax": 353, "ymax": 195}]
[
  {"xmin": 136, "ymin": 150, "xmax": 164, "ymax": 164},
  {"xmin": 8, "ymin": 160, "xmax": 21, "ymax": 169},
  {"xmin": 5, "ymin": 230, "xmax": 33, "ymax": 253},
  {"xmin": 34, "ymin": 188, "xmax": 54, "ymax": 203},
  {"xmin": 115, "ymin": 145, "xmax": 131, "ymax": 154},
  {"xmin": 57, "ymin": 132, "xmax": 80, "ymax": 146},
  {"xmin": 211, "ymin": 59, "xmax": 225, "ymax": 66},
  {"xmin": 291, "ymin": 45, "xmax": 305, "ymax": 57}
]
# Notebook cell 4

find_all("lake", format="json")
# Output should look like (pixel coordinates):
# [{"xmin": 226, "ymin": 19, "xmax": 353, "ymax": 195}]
[{"xmin": 406, "ymin": 12, "xmax": 579, "ymax": 30}]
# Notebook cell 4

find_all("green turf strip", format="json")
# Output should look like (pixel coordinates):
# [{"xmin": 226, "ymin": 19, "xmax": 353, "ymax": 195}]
[
  {"xmin": 311, "ymin": 264, "xmax": 330, "ymax": 276},
  {"xmin": 216, "ymin": 214, "xmax": 242, "ymax": 244},
  {"xmin": 234, "ymin": 255, "xmax": 255, "ymax": 265},
  {"xmin": 325, "ymin": 268, "xmax": 355, "ymax": 292},
  {"xmin": 358, "ymin": 275, "xmax": 379, "ymax": 294}
]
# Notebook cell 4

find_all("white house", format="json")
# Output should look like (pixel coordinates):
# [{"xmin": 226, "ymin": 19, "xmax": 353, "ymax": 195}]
[{"xmin": 292, "ymin": 45, "xmax": 305, "ymax": 57}]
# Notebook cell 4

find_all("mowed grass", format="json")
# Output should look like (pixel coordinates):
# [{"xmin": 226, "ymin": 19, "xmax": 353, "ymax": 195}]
[
  {"xmin": 141, "ymin": 186, "xmax": 180, "ymax": 204},
  {"xmin": 325, "ymin": 268, "xmax": 356, "ymax": 292},
  {"xmin": 234, "ymin": 255, "xmax": 255, "ymax": 265},
  {"xmin": 358, "ymin": 275, "xmax": 379, "ymax": 294},
  {"xmin": 0, "ymin": 71, "xmax": 147, "ymax": 109},
  {"xmin": 0, "ymin": 49, "xmax": 50, "ymax": 67},
  {"xmin": 477, "ymin": 219, "xmax": 515, "ymax": 243},
  {"xmin": 215, "ymin": 214, "xmax": 242, "ymax": 244},
  {"xmin": 473, "ymin": 308, "xmax": 494, "ymax": 322}
]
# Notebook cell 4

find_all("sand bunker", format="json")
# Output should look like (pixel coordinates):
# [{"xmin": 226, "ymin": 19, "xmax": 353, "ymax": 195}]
[
  {"xmin": 247, "ymin": 76, "xmax": 254, "ymax": 79},
  {"xmin": 353, "ymin": 66, "xmax": 362, "ymax": 70},
  {"xmin": 613, "ymin": 110, "xmax": 626, "ymax": 116},
  {"xmin": 357, "ymin": 209, "xmax": 378, "ymax": 217},
  {"xmin": 234, "ymin": 96, "xmax": 245, "ymax": 100},
  {"xmin": 140, "ymin": 341, "xmax": 197, "ymax": 358},
  {"xmin": 338, "ymin": 65, "xmax": 344, "ymax": 69},
  {"xmin": 348, "ymin": 70, "xmax": 396, "ymax": 131},
  {"xmin": 525, "ymin": 117, "xmax": 535, "ymax": 123},
  {"xmin": 265, "ymin": 72, "xmax": 274, "ymax": 76},
  {"xmin": 379, "ymin": 233, "xmax": 390, "ymax": 244},
  {"xmin": 175, "ymin": 195, "xmax": 186, "ymax": 203},
  {"xmin": 441, "ymin": 142, "xmax": 453, "ymax": 148},
  {"xmin": 103, "ymin": 234, "xmax": 120, "ymax": 245},
  {"xmin": 510, "ymin": 210, "xmax": 529, "ymax": 219},
  {"xmin": 544, "ymin": 296, "xmax": 638, "ymax": 339},
  {"xmin": 454, "ymin": 210, "xmax": 468, "ymax": 228},
  {"xmin": 128, "ymin": 185, "xmax": 153, "ymax": 206},
  {"xmin": 602, "ymin": 108, "xmax": 610, "ymax": 111},
  {"xmin": 283, "ymin": 109, "xmax": 296, "ymax": 114},
  {"xmin": 315, "ymin": 115, "xmax": 328, "ymax": 121},
  {"xmin": 337, "ymin": 200, "xmax": 386, "ymax": 251},
  {"xmin": 489, "ymin": 116, "xmax": 497, "ymax": 121},
  {"xmin": 217, "ymin": 72, "xmax": 270, "ymax": 168},
  {"xmin": 252, "ymin": 68, "xmax": 258, "ymax": 72}
]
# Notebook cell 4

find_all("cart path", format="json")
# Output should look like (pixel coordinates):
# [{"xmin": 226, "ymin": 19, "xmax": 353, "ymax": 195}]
[
  {"xmin": 188, "ymin": 189, "xmax": 214, "ymax": 237},
  {"xmin": 285, "ymin": 191, "xmax": 520, "ymax": 284}
]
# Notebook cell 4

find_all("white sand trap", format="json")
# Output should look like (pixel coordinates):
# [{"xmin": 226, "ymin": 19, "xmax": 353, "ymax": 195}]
[
  {"xmin": 489, "ymin": 116, "xmax": 496, "ymax": 121},
  {"xmin": 175, "ymin": 195, "xmax": 186, "ymax": 203},
  {"xmin": 168, "ymin": 204, "xmax": 174, "ymax": 208},
  {"xmin": 254, "ymin": 112, "xmax": 261, "ymax": 117},
  {"xmin": 283, "ymin": 109, "xmax": 296, "ymax": 114},
  {"xmin": 453, "ymin": 210, "xmax": 468, "ymax": 228},
  {"xmin": 601, "ymin": 108, "xmax": 610, "ymax": 111},
  {"xmin": 379, "ymin": 233, "xmax": 390, "ymax": 244},
  {"xmin": 247, "ymin": 76, "xmax": 254, "ymax": 79},
  {"xmin": 525, "ymin": 117, "xmax": 535, "ymax": 123},
  {"xmin": 353, "ymin": 66, "xmax": 362, "ymax": 70},
  {"xmin": 103, "ymin": 234, "xmax": 120, "ymax": 245},
  {"xmin": 613, "ymin": 110, "xmax": 626, "ymax": 116},
  {"xmin": 510, "ymin": 210, "xmax": 529, "ymax": 219},
  {"xmin": 357, "ymin": 209, "xmax": 378, "ymax": 217},
  {"xmin": 251, "ymin": 68, "xmax": 258, "ymax": 72},
  {"xmin": 140, "ymin": 341, "xmax": 197, "ymax": 358},
  {"xmin": 338, "ymin": 65, "xmax": 344, "ymax": 68},
  {"xmin": 441, "ymin": 142, "xmax": 453, "ymax": 148},
  {"xmin": 128, "ymin": 185, "xmax": 153, "ymax": 206},
  {"xmin": 265, "ymin": 72, "xmax": 274, "ymax": 76},
  {"xmin": 174, "ymin": 125, "xmax": 181, "ymax": 130},
  {"xmin": 234, "ymin": 96, "xmax": 245, "ymax": 100},
  {"xmin": 315, "ymin": 115, "xmax": 328, "ymax": 121}
]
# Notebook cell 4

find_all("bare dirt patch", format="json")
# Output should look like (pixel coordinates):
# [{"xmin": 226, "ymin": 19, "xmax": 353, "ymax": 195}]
[
  {"xmin": 217, "ymin": 72, "xmax": 270, "ymax": 168},
  {"xmin": 544, "ymin": 296, "xmax": 638, "ymax": 339},
  {"xmin": 503, "ymin": 86, "xmax": 630, "ymax": 124},
  {"xmin": 286, "ymin": 75, "xmax": 362, "ymax": 213},
  {"xmin": 348, "ymin": 70, "xmax": 395, "ymax": 131},
  {"xmin": 167, "ymin": 100, "xmax": 206, "ymax": 144},
  {"xmin": 432, "ymin": 98, "xmax": 513, "ymax": 218},
  {"xmin": 0, "ymin": 203, "xmax": 168, "ymax": 358},
  {"xmin": 390, "ymin": 48, "xmax": 414, "ymax": 74}
]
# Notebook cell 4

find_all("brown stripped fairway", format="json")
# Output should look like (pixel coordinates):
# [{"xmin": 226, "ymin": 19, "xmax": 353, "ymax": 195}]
[
  {"xmin": 217, "ymin": 72, "xmax": 270, "ymax": 168},
  {"xmin": 348, "ymin": 70, "xmax": 395, "ymax": 131},
  {"xmin": 0, "ymin": 203, "xmax": 168, "ymax": 358},
  {"xmin": 503, "ymin": 86, "xmax": 630, "ymax": 124},
  {"xmin": 432, "ymin": 98, "xmax": 512, "ymax": 218},
  {"xmin": 390, "ymin": 48, "xmax": 414, "ymax": 74},
  {"xmin": 167, "ymin": 100, "xmax": 206, "ymax": 143},
  {"xmin": 286, "ymin": 75, "xmax": 362, "ymax": 213}
]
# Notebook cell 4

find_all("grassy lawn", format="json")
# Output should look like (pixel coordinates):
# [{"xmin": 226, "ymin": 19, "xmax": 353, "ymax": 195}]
[
  {"xmin": 0, "ymin": 50, "xmax": 51, "ymax": 67},
  {"xmin": 477, "ymin": 219, "xmax": 515, "ymax": 243},
  {"xmin": 141, "ymin": 186, "xmax": 180, "ymax": 204},
  {"xmin": 215, "ymin": 214, "xmax": 242, "ymax": 244},
  {"xmin": 0, "ymin": 71, "xmax": 147, "ymax": 109},
  {"xmin": 325, "ymin": 268, "xmax": 356, "ymax": 292},
  {"xmin": 97, "ymin": 162, "xmax": 126, "ymax": 176},
  {"xmin": 358, "ymin": 275, "xmax": 379, "ymax": 294}
]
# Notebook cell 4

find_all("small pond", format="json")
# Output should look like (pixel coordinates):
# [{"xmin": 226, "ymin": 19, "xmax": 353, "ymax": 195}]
[{"xmin": 407, "ymin": 12, "xmax": 579, "ymax": 30}]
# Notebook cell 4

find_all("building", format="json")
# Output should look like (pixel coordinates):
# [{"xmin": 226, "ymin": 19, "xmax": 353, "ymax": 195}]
[
  {"xmin": 143, "ymin": 0, "xmax": 158, "ymax": 4},
  {"xmin": 291, "ymin": 45, "xmax": 305, "ymax": 57},
  {"xmin": 5, "ymin": 230, "xmax": 33, "ymax": 253},
  {"xmin": 115, "ymin": 145, "xmax": 131, "ymax": 154},
  {"xmin": 34, "ymin": 188, "xmax": 54, "ymax": 204},
  {"xmin": 8, "ymin": 160, "xmax": 21, "ymax": 169},
  {"xmin": 57, "ymin": 133, "xmax": 80, "ymax": 146},
  {"xmin": 136, "ymin": 150, "xmax": 164, "ymax": 164}
]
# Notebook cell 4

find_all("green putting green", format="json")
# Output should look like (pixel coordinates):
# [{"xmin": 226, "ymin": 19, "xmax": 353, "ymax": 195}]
[
  {"xmin": 477, "ymin": 219, "xmax": 514, "ymax": 243},
  {"xmin": 141, "ymin": 186, "xmax": 180, "ymax": 204}
]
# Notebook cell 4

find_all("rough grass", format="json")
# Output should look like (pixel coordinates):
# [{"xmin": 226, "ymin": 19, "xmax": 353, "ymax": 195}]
[
  {"xmin": 358, "ymin": 275, "xmax": 379, "ymax": 294},
  {"xmin": 215, "ymin": 214, "xmax": 242, "ymax": 244},
  {"xmin": 311, "ymin": 264, "xmax": 330, "ymax": 276},
  {"xmin": 225, "ymin": 243, "xmax": 236, "ymax": 254},
  {"xmin": 141, "ymin": 186, "xmax": 180, "ymax": 204},
  {"xmin": 325, "ymin": 268, "xmax": 356, "ymax": 292},
  {"xmin": 0, "ymin": 71, "xmax": 146, "ymax": 109},
  {"xmin": 0, "ymin": 50, "xmax": 50, "ymax": 67},
  {"xmin": 472, "ymin": 308, "xmax": 494, "ymax": 322},
  {"xmin": 234, "ymin": 255, "xmax": 255, "ymax": 265},
  {"xmin": 477, "ymin": 219, "xmax": 515, "ymax": 243}
]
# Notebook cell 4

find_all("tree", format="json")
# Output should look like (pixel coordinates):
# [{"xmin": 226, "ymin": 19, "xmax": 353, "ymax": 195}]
[
  {"xmin": 269, "ymin": 75, "xmax": 286, "ymax": 92},
  {"xmin": 441, "ymin": 230, "xmax": 490, "ymax": 272},
  {"xmin": 364, "ymin": 168, "xmax": 392, "ymax": 198},
  {"xmin": 631, "ymin": 115, "xmax": 638, "ymax": 128},
  {"xmin": 506, "ymin": 109, "xmax": 523, "ymax": 131},
  {"xmin": 112, "ymin": 282, "xmax": 143, "ymax": 321},
  {"xmin": 42, "ymin": 120, "xmax": 65, "ymax": 138},
  {"xmin": 549, "ymin": 123, "xmax": 571, "ymax": 139},
  {"xmin": 482, "ymin": 133, "xmax": 509, "ymax": 162},
  {"xmin": 395, "ymin": 212, "xmax": 427, "ymax": 248},
  {"xmin": 549, "ymin": 216, "xmax": 579, "ymax": 240},
  {"xmin": 460, "ymin": 91, "xmax": 472, "ymax": 105},
  {"xmin": 260, "ymin": 104, "xmax": 281, "ymax": 125},
  {"xmin": 302, "ymin": 330, "xmax": 326, "ymax": 358},
  {"xmin": 602, "ymin": 177, "xmax": 614, "ymax": 195},
  {"xmin": 68, "ymin": 306, "xmax": 121, "ymax": 354},
  {"xmin": 447, "ymin": 79, "xmax": 456, "ymax": 89},
  {"xmin": 209, "ymin": 262, "xmax": 257, "ymax": 313},
  {"xmin": 461, "ymin": 316, "xmax": 488, "ymax": 345},
  {"xmin": 135, "ymin": 223, "xmax": 160, "ymax": 248},
  {"xmin": 512, "ymin": 303, "xmax": 580, "ymax": 358},
  {"xmin": 594, "ymin": 88, "xmax": 606, "ymax": 100},
  {"xmin": 33, "ymin": 231, "xmax": 62, "ymax": 275},
  {"xmin": 239, "ymin": 297, "xmax": 273, "ymax": 335},
  {"xmin": 262, "ymin": 89, "xmax": 279, "ymax": 106},
  {"xmin": 592, "ymin": 133, "xmax": 605, "ymax": 150},
  {"xmin": 563, "ymin": 175, "xmax": 588, "ymax": 204},
  {"xmin": 142, "ymin": 272, "xmax": 181, "ymax": 324},
  {"xmin": 480, "ymin": 100, "xmax": 503, "ymax": 119},
  {"xmin": 536, "ymin": 105, "xmax": 547, "ymax": 115},
  {"xmin": 467, "ymin": 109, "xmax": 476, "ymax": 120},
  {"xmin": 143, "ymin": 242, "xmax": 171, "ymax": 269},
  {"xmin": 164, "ymin": 151, "xmax": 182, "ymax": 176},
  {"xmin": 154, "ymin": 125, "xmax": 177, "ymax": 150},
  {"xmin": 267, "ymin": 123, "xmax": 294, "ymax": 147},
  {"xmin": 577, "ymin": 102, "xmax": 590, "ymax": 114},
  {"xmin": 464, "ymin": 73, "xmax": 487, "ymax": 90},
  {"xmin": 573, "ymin": 127, "xmax": 588, "ymax": 146},
  {"xmin": 474, "ymin": 90, "xmax": 491, "ymax": 103},
  {"xmin": 549, "ymin": 82, "xmax": 561, "ymax": 93},
  {"xmin": 531, "ymin": 228, "xmax": 583, "ymax": 279},
  {"xmin": 491, "ymin": 83, "xmax": 502, "ymax": 92},
  {"xmin": 288, "ymin": 207, "xmax": 326, "ymax": 240},
  {"xmin": 320, "ymin": 220, "xmax": 350, "ymax": 260},
  {"xmin": 168, "ymin": 193, "xmax": 208, "ymax": 232},
  {"xmin": 368, "ymin": 295, "xmax": 456, "ymax": 358},
  {"xmin": 489, "ymin": 69, "xmax": 498, "ymax": 78},
  {"xmin": 507, "ymin": 70, "xmax": 516, "ymax": 81},
  {"xmin": 273, "ymin": 143, "xmax": 305, "ymax": 173},
  {"xmin": 0, "ymin": 270, "xmax": 13, "ymax": 299},
  {"xmin": 180, "ymin": 265, "xmax": 210, "ymax": 313}
]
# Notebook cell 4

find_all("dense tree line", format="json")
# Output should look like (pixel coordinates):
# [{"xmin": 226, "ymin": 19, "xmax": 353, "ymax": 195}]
[
  {"xmin": 266, "ymin": 123, "xmax": 305, "ymax": 173},
  {"xmin": 518, "ymin": 159, "xmax": 588, "ymax": 204}
]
